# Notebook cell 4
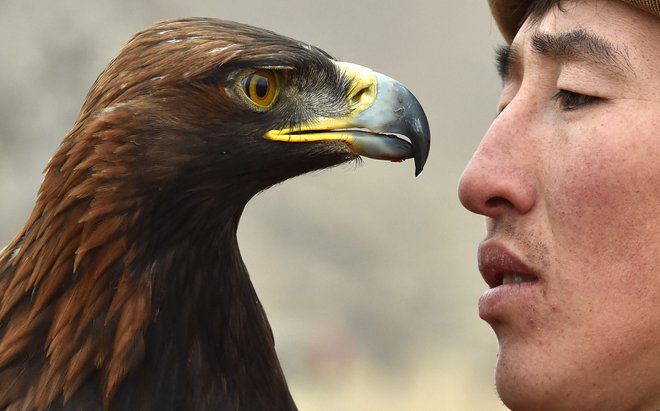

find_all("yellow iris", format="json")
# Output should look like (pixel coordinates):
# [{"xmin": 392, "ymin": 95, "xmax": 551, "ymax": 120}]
[{"xmin": 241, "ymin": 69, "xmax": 279, "ymax": 108}]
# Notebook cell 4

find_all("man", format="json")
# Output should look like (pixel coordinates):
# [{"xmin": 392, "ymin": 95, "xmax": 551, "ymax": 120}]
[{"xmin": 458, "ymin": 1, "xmax": 660, "ymax": 410}]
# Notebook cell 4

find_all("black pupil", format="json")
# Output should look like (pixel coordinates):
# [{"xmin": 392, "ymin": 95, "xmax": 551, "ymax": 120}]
[{"xmin": 254, "ymin": 76, "xmax": 269, "ymax": 98}]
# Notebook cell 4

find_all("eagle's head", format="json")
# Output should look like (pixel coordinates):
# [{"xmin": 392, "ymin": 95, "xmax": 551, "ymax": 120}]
[{"xmin": 71, "ymin": 18, "xmax": 429, "ymax": 212}]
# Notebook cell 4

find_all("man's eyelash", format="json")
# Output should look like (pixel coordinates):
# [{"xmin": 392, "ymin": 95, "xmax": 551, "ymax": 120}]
[{"xmin": 552, "ymin": 90, "xmax": 599, "ymax": 111}]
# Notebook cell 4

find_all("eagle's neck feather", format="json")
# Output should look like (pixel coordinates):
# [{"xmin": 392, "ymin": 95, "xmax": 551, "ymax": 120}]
[
  {"xmin": 0, "ymin": 165, "xmax": 297, "ymax": 410},
  {"xmin": 113, "ymin": 214, "xmax": 297, "ymax": 410}
]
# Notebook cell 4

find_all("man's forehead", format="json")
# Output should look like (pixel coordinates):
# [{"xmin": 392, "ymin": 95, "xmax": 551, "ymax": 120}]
[{"xmin": 489, "ymin": 0, "xmax": 660, "ymax": 44}]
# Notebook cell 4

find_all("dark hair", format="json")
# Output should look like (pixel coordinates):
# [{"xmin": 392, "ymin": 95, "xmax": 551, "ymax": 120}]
[
  {"xmin": 511, "ymin": 0, "xmax": 565, "ymax": 35},
  {"xmin": 527, "ymin": 0, "xmax": 566, "ymax": 19}
]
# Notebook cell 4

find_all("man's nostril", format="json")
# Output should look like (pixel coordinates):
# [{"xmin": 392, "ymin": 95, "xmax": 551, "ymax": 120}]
[{"xmin": 485, "ymin": 197, "xmax": 514, "ymax": 208}]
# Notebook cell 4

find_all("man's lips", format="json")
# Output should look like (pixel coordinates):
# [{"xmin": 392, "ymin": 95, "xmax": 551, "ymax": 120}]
[
  {"xmin": 478, "ymin": 242, "xmax": 542, "ymax": 321},
  {"xmin": 478, "ymin": 242, "xmax": 540, "ymax": 288}
]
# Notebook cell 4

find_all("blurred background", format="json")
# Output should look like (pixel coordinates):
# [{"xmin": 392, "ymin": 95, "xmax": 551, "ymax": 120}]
[{"xmin": 0, "ymin": 1, "xmax": 507, "ymax": 409}]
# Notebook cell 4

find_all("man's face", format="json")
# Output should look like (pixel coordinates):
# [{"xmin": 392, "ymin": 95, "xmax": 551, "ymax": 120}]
[{"xmin": 458, "ymin": 1, "xmax": 660, "ymax": 409}]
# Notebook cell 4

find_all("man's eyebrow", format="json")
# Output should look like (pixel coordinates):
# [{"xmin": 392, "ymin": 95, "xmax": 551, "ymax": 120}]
[
  {"xmin": 495, "ymin": 44, "xmax": 519, "ymax": 82},
  {"xmin": 531, "ymin": 29, "xmax": 631, "ymax": 73},
  {"xmin": 495, "ymin": 29, "xmax": 631, "ymax": 82}
]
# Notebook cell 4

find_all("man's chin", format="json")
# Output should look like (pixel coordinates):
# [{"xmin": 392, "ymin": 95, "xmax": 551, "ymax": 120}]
[{"xmin": 493, "ymin": 342, "xmax": 558, "ymax": 411}]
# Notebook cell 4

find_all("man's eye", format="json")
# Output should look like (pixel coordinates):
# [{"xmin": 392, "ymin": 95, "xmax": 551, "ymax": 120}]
[{"xmin": 553, "ymin": 90, "xmax": 599, "ymax": 111}]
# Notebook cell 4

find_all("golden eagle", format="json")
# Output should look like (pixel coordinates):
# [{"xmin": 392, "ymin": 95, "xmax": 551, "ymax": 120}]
[{"xmin": 0, "ymin": 18, "xmax": 430, "ymax": 410}]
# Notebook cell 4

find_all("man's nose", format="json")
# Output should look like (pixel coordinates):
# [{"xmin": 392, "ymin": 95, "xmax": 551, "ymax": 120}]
[{"xmin": 457, "ymin": 104, "xmax": 537, "ymax": 219}]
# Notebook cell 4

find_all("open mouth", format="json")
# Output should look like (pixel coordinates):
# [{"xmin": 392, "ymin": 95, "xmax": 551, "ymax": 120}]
[
  {"xmin": 478, "ymin": 243, "xmax": 540, "ymax": 289},
  {"xmin": 499, "ymin": 272, "xmax": 538, "ymax": 286},
  {"xmin": 271, "ymin": 127, "xmax": 411, "ymax": 145},
  {"xmin": 266, "ymin": 127, "xmax": 415, "ymax": 162}
]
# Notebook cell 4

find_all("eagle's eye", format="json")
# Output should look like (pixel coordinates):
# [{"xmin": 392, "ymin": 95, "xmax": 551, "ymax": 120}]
[{"xmin": 240, "ymin": 69, "xmax": 279, "ymax": 109}]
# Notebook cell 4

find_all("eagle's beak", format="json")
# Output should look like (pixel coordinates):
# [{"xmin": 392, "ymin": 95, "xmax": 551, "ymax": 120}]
[{"xmin": 265, "ymin": 62, "xmax": 431, "ymax": 176}]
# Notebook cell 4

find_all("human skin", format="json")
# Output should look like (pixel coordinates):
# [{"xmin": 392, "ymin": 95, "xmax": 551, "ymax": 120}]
[{"xmin": 458, "ymin": 1, "xmax": 660, "ymax": 410}]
